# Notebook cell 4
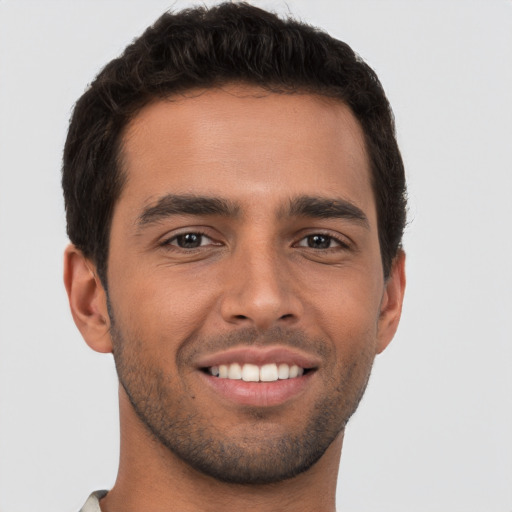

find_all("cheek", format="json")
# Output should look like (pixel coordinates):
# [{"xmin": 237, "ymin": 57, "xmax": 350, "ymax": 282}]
[
  {"xmin": 108, "ymin": 269, "xmax": 218, "ymax": 355},
  {"xmin": 303, "ymin": 267, "xmax": 383, "ymax": 350}
]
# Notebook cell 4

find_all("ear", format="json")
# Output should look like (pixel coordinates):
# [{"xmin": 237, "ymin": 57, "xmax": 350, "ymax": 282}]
[
  {"xmin": 376, "ymin": 250, "xmax": 406, "ymax": 354},
  {"xmin": 63, "ymin": 244, "xmax": 113, "ymax": 353}
]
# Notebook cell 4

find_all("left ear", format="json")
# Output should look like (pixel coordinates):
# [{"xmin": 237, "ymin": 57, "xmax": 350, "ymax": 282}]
[{"xmin": 376, "ymin": 250, "xmax": 406, "ymax": 354}]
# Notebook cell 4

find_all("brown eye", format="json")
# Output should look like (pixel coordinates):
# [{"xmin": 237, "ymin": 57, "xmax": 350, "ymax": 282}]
[
  {"xmin": 308, "ymin": 235, "xmax": 330, "ymax": 249},
  {"xmin": 298, "ymin": 234, "xmax": 340, "ymax": 249},
  {"xmin": 170, "ymin": 233, "xmax": 211, "ymax": 249}
]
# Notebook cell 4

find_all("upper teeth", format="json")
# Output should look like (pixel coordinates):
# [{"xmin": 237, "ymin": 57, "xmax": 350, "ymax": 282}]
[{"xmin": 209, "ymin": 363, "xmax": 304, "ymax": 382}]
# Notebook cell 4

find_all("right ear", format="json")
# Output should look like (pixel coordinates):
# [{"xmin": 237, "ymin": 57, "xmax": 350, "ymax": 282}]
[{"xmin": 63, "ymin": 244, "xmax": 113, "ymax": 353}]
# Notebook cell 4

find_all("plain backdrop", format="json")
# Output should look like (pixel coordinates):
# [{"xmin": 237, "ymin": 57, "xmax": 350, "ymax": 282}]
[{"xmin": 0, "ymin": 1, "xmax": 511, "ymax": 511}]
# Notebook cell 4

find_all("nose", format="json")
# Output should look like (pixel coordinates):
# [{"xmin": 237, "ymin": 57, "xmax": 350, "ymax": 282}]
[{"xmin": 219, "ymin": 242, "xmax": 303, "ymax": 330}]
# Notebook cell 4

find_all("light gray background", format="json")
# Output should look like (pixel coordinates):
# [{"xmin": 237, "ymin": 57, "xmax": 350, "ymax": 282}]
[{"xmin": 0, "ymin": 1, "xmax": 511, "ymax": 511}]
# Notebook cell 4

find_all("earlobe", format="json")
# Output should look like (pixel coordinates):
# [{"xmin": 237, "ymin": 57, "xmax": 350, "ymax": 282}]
[
  {"xmin": 63, "ymin": 244, "xmax": 113, "ymax": 354},
  {"xmin": 376, "ymin": 250, "xmax": 406, "ymax": 354}
]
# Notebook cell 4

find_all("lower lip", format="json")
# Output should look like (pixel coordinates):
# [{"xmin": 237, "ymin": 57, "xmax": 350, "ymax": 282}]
[{"xmin": 200, "ymin": 371, "xmax": 314, "ymax": 407}]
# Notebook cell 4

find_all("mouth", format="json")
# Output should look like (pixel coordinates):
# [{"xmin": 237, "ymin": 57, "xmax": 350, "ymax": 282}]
[
  {"xmin": 196, "ymin": 347, "xmax": 319, "ymax": 407},
  {"xmin": 203, "ymin": 362, "xmax": 310, "ymax": 381}
]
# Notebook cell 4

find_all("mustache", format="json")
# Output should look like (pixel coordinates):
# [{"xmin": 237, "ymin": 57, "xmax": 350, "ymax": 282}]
[{"xmin": 177, "ymin": 326, "xmax": 332, "ymax": 367}]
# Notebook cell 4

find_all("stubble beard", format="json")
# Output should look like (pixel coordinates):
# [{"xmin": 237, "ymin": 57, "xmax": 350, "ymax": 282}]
[{"xmin": 108, "ymin": 309, "xmax": 375, "ymax": 485}]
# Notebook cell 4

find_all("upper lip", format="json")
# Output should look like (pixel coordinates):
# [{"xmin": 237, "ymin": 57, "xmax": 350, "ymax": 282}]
[{"xmin": 195, "ymin": 346, "xmax": 321, "ymax": 369}]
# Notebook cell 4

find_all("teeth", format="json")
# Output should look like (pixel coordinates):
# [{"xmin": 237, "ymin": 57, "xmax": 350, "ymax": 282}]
[
  {"xmin": 208, "ymin": 363, "xmax": 306, "ymax": 381},
  {"xmin": 278, "ymin": 363, "xmax": 289, "ymax": 379},
  {"xmin": 289, "ymin": 364, "xmax": 301, "ymax": 378},
  {"xmin": 242, "ymin": 364, "xmax": 260, "ymax": 382},
  {"xmin": 228, "ymin": 363, "xmax": 242, "ymax": 380},
  {"xmin": 260, "ymin": 363, "xmax": 278, "ymax": 382}
]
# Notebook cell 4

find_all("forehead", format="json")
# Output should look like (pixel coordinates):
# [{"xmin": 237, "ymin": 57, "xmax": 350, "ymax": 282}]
[{"xmin": 118, "ymin": 85, "xmax": 374, "ymax": 221}]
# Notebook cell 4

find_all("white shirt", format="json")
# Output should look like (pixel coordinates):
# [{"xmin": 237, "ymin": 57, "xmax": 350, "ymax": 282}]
[{"xmin": 79, "ymin": 490, "xmax": 108, "ymax": 512}]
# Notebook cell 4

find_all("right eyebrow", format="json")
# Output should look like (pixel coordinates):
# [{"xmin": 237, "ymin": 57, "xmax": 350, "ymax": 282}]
[
  {"xmin": 285, "ymin": 195, "xmax": 369, "ymax": 228},
  {"xmin": 137, "ymin": 194, "xmax": 240, "ymax": 227}
]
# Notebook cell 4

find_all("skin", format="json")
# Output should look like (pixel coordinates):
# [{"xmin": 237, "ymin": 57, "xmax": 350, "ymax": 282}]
[{"xmin": 64, "ymin": 85, "xmax": 406, "ymax": 512}]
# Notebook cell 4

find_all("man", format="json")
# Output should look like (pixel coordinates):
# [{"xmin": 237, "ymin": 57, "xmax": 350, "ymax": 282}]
[{"xmin": 62, "ymin": 2, "xmax": 406, "ymax": 511}]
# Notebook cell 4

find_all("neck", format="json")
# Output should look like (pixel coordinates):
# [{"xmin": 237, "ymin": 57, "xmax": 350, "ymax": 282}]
[{"xmin": 100, "ymin": 388, "xmax": 343, "ymax": 512}]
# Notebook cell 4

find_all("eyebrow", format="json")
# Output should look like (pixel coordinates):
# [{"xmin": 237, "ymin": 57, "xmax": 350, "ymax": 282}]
[
  {"xmin": 136, "ymin": 193, "xmax": 368, "ymax": 229},
  {"xmin": 285, "ymin": 195, "xmax": 369, "ymax": 227},
  {"xmin": 137, "ymin": 194, "xmax": 240, "ymax": 226}
]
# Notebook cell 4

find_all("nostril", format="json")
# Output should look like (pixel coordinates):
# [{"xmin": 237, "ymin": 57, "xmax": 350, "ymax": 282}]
[{"xmin": 280, "ymin": 314, "xmax": 294, "ymax": 320}]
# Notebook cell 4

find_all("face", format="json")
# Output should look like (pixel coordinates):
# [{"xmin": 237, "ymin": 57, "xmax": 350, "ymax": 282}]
[{"xmin": 103, "ymin": 85, "xmax": 402, "ymax": 484}]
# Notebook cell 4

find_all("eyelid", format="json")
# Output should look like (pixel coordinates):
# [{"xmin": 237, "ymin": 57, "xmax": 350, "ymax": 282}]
[
  {"xmin": 295, "ymin": 236, "xmax": 341, "ymax": 249},
  {"xmin": 293, "ymin": 230, "xmax": 352, "ymax": 249},
  {"xmin": 167, "ymin": 232, "xmax": 214, "ymax": 247},
  {"xmin": 158, "ymin": 227, "xmax": 222, "ymax": 249}
]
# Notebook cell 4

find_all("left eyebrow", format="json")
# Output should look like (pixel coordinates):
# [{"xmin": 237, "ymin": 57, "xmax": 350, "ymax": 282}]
[
  {"xmin": 285, "ymin": 195, "xmax": 369, "ymax": 228},
  {"xmin": 137, "ymin": 194, "xmax": 240, "ymax": 227}
]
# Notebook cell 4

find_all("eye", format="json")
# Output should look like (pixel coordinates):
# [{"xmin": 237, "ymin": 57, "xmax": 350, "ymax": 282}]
[
  {"xmin": 167, "ymin": 232, "xmax": 215, "ymax": 249},
  {"xmin": 296, "ymin": 234, "xmax": 344, "ymax": 250}
]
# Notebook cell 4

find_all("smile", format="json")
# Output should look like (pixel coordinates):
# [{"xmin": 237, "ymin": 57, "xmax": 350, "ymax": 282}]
[
  {"xmin": 197, "ymin": 347, "xmax": 319, "ymax": 407},
  {"xmin": 207, "ymin": 362, "xmax": 305, "ymax": 381}
]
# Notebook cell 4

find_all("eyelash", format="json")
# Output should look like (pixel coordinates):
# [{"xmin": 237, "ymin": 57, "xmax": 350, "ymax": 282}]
[
  {"xmin": 161, "ymin": 231, "xmax": 216, "ymax": 250},
  {"xmin": 295, "ymin": 233, "xmax": 350, "ymax": 250},
  {"xmin": 160, "ymin": 231, "xmax": 351, "ymax": 251}
]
